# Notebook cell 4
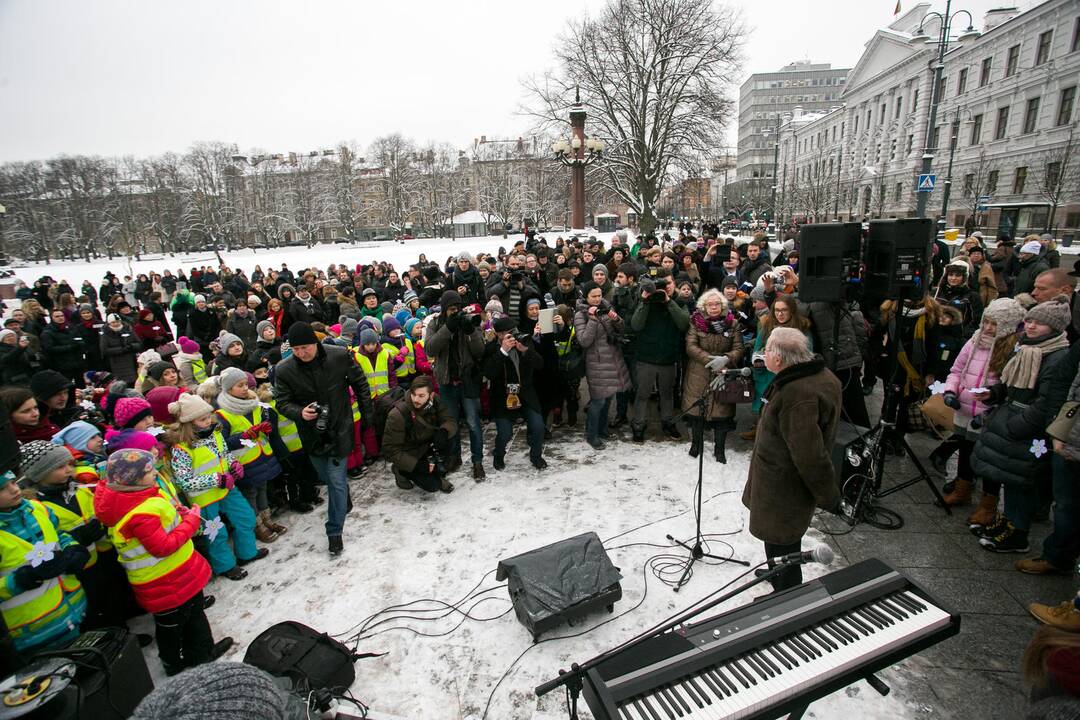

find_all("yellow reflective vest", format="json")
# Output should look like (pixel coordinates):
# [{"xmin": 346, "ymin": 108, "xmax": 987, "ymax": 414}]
[
  {"xmin": 216, "ymin": 406, "xmax": 274, "ymax": 466},
  {"xmin": 39, "ymin": 486, "xmax": 107, "ymax": 569},
  {"xmin": 269, "ymin": 400, "xmax": 302, "ymax": 453},
  {"xmin": 0, "ymin": 500, "xmax": 83, "ymax": 631},
  {"xmin": 382, "ymin": 339, "xmax": 414, "ymax": 377},
  {"xmin": 110, "ymin": 496, "xmax": 195, "ymax": 586},
  {"xmin": 173, "ymin": 434, "xmax": 229, "ymax": 507},
  {"xmin": 355, "ymin": 348, "xmax": 392, "ymax": 397}
]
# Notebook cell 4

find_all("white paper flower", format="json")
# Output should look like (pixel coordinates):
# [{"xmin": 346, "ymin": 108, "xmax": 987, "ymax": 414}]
[
  {"xmin": 239, "ymin": 439, "xmax": 256, "ymax": 448},
  {"xmin": 147, "ymin": 426, "xmax": 166, "ymax": 436},
  {"xmin": 929, "ymin": 381, "xmax": 947, "ymax": 395},
  {"xmin": 25, "ymin": 541, "xmax": 55, "ymax": 568},
  {"xmin": 1031, "ymin": 438, "xmax": 1048, "ymax": 459},
  {"xmin": 203, "ymin": 516, "xmax": 225, "ymax": 542}
]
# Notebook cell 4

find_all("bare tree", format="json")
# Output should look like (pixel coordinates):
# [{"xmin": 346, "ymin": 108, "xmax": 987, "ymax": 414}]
[
  {"xmin": 793, "ymin": 149, "xmax": 838, "ymax": 222},
  {"xmin": 369, "ymin": 134, "xmax": 420, "ymax": 234},
  {"xmin": 959, "ymin": 148, "xmax": 1000, "ymax": 230},
  {"xmin": 525, "ymin": 0, "xmax": 742, "ymax": 235},
  {"xmin": 186, "ymin": 142, "xmax": 239, "ymax": 250},
  {"xmin": 1032, "ymin": 124, "xmax": 1079, "ymax": 232},
  {"xmin": 284, "ymin": 153, "xmax": 333, "ymax": 247},
  {"xmin": 330, "ymin": 142, "xmax": 366, "ymax": 242}
]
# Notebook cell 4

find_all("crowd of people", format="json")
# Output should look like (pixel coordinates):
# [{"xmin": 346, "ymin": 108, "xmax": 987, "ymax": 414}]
[{"xmin": 0, "ymin": 224, "xmax": 1077, "ymax": 710}]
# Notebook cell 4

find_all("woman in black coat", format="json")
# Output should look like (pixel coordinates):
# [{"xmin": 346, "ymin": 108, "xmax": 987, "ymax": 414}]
[
  {"xmin": 483, "ymin": 322, "xmax": 547, "ymax": 470},
  {"xmin": 185, "ymin": 296, "xmax": 222, "ymax": 360},
  {"xmin": 971, "ymin": 296, "xmax": 1073, "ymax": 553},
  {"xmin": 0, "ymin": 331, "xmax": 39, "ymax": 386},
  {"xmin": 70, "ymin": 306, "xmax": 105, "ymax": 372},
  {"xmin": 99, "ymin": 314, "xmax": 143, "ymax": 384},
  {"xmin": 40, "ymin": 309, "xmax": 85, "ymax": 383}
]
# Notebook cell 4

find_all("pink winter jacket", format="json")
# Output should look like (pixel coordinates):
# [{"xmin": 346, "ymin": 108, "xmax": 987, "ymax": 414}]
[{"xmin": 944, "ymin": 337, "xmax": 998, "ymax": 418}]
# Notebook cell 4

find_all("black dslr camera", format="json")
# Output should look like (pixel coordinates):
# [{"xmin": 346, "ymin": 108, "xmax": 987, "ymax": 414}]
[{"xmin": 312, "ymin": 403, "xmax": 331, "ymax": 433}]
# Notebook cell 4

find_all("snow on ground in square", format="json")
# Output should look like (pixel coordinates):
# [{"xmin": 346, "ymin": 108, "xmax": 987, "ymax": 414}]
[{"xmin": 128, "ymin": 426, "xmax": 939, "ymax": 720}]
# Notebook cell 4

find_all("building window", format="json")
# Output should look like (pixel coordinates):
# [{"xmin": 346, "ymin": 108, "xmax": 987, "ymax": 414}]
[
  {"xmin": 1023, "ymin": 96, "xmax": 1041, "ymax": 134},
  {"xmin": 1013, "ymin": 166, "xmax": 1027, "ymax": 194},
  {"xmin": 1006, "ymin": 44, "xmax": 1021, "ymax": 77},
  {"xmin": 906, "ymin": 134, "xmax": 914, "ymax": 155},
  {"xmin": 1047, "ymin": 161, "xmax": 1062, "ymax": 189},
  {"xmin": 964, "ymin": 173, "xmax": 975, "ymax": 192},
  {"xmin": 866, "ymin": 109, "xmax": 872, "ymax": 128},
  {"xmin": 980, "ymin": 57, "xmax": 992, "ymax": 87},
  {"xmin": 913, "ymin": 88, "xmax": 919, "ymax": 111},
  {"xmin": 895, "ymin": 182, "xmax": 903, "ymax": 201},
  {"xmin": 881, "ymin": 103, "xmax": 887, "ymax": 124},
  {"xmin": 895, "ymin": 97, "xmax": 903, "ymax": 118},
  {"xmin": 875, "ymin": 143, "xmax": 881, "ymax": 163},
  {"xmin": 890, "ymin": 139, "xmax": 897, "ymax": 160},
  {"xmin": 970, "ymin": 113, "xmax": 983, "ymax": 145},
  {"xmin": 995, "ymin": 106, "xmax": 1010, "ymax": 140},
  {"xmin": 957, "ymin": 68, "xmax": 968, "ymax": 95},
  {"xmin": 1073, "ymin": 17, "xmax": 1080, "ymax": 52},
  {"xmin": 936, "ymin": 74, "xmax": 947, "ymax": 101},
  {"xmin": 1058, "ymin": 86, "xmax": 1077, "ymax": 126},
  {"xmin": 1035, "ymin": 30, "xmax": 1053, "ymax": 66},
  {"xmin": 854, "ymin": 114, "xmax": 859, "ymax": 133},
  {"xmin": 929, "ymin": 126, "xmax": 941, "ymax": 151},
  {"xmin": 988, "ymin": 169, "xmax": 999, "ymax": 192}
]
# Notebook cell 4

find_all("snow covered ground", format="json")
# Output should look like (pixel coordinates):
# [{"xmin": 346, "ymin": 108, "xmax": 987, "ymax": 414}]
[{"xmin": 124, "ymin": 424, "xmax": 937, "ymax": 720}]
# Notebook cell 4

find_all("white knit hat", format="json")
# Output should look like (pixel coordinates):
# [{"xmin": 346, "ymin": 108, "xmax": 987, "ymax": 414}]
[{"xmin": 168, "ymin": 393, "xmax": 214, "ymax": 424}]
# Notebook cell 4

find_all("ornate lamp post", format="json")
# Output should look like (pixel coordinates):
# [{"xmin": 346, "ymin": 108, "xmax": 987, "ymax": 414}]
[{"xmin": 552, "ymin": 88, "xmax": 605, "ymax": 230}]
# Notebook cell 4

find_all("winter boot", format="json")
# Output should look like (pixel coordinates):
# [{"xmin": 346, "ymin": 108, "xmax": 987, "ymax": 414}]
[
  {"xmin": 261, "ymin": 509, "xmax": 287, "ymax": 536},
  {"xmin": 739, "ymin": 422, "xmax": 756, "ymax": 442},
  {"xmin": 928, "ymin": 439, "xmax": 958, "ymax": 476},
  {"xmin": 662, "ymin": 422, "xmax": 681, "ymax": 440},
  {"xmin": 209, "ymin": 637, "xmax": 235, "ymax": 661},
  {"xmin": 687, "ymin": 419, "xmax": 704, "ymax": 459},
  {"xmin": 1030, "ymin": 600, "xmax": 1080, "ymax": 631},
  {"xmin": 328, "ymin": 536, "xmax": 343, "ymax": 556},
  {"xmin": 440, "ymin": 477, "xmax": 455, "ymax": 493},
  {"xmin": 220, "ymin": 566, "xmax": 248, "ymax": 581},
  {"xmin": 254, "ymin": 513, "xmax": 279, "ymax": 543},
  {"xmin": 631, "ymin": 426, "xmax": 645, "ymax": 443},
  {"xmin": 714, "ymin": 430, "xmax": 728, "ymax": 464},
  {"xmin": 941, "ymin": 479, "xmax": 973, "ymax": 507},
  {"xmin": 237, "ymin": 547, "xmax": 269, "ymax": 566},
  {"xmin": 967, "ymin": 493, "xmax": 999, "ymax": 529},
  {"xmin": 493, "ymin": 454, "xmax": 506, "ymax": 471},
  {"xmin": 473, "ymin": 463, "xmax": 486, "ymax": 482},
  {"xmin": 609, "ymin": 415, "xmax": 627, "ymax": 430}
]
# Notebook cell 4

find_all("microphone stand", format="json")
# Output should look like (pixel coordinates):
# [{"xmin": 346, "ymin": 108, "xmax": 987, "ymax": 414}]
[
  {"xmin": 667, "ymin": 374, "xmax": 750, "ymax": 592},
  {"xmin": 535, "ymin": 560, "xmax": 799, "ymax": 719}
]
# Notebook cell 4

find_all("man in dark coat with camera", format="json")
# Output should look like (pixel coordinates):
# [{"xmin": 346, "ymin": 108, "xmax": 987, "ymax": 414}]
[
  {"xmin": 742, "ymin": 328, "xmax": 841, "ymax": 592},
  {"xmin": 273, "ymin": 322, "xmax": 373, "ymax": 556},
  {"xmin": 382, "ymin": 376, "xmax": 458, "ymax": 493},
  {"xmin": 484, "ymin": 316, "xmax": 547, "ymax": 471}
]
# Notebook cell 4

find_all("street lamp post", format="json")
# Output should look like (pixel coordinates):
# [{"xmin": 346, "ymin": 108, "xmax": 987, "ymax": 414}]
[
  {"xmin": 910, "ymin": 1, "xmax": 981, "ymax": 220},
  {"xmin": 939, "ymin": 108, "xmax": 973, "ymax": 230},
  {"xmin": 552, "ymin": 88, "xmax": 604, "ymax": 230},
  {"xmin": 833, "ymin": 147, "xmax": 843, "ymax": 220},
  {"xmin": 0, "ymin": 203, "xmax": 7, "ymax": 266}
]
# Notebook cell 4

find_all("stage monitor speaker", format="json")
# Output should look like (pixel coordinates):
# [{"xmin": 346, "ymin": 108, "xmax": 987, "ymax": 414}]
[
  {"xmin": 26, "ymin": 627, "xmax": 154, "ymax": 720},
  {"xmin": 797, "ymin": 222, "xmax": 863, "ymax": 303},
  {"xmin": 864, "ymin": 218, "xmax": 933, "ymax": 301},
  {"xmin": 496, "ymin": 532, "xmax": 622, "ymax": 641}
]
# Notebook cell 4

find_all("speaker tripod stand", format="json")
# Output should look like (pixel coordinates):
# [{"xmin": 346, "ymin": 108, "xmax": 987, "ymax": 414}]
[{"xmin": 666, "ymin": 379, "xmax": 749, "ymax": 591}]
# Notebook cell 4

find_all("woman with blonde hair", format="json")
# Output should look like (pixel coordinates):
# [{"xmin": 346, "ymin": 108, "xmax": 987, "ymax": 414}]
[
  {"xmin": 742, "ymin": 295, "xmax": 811, "ymax": 441},
  {"xmin": 682, "ymin": 289, "xmax": 743, "ymax": 462}
]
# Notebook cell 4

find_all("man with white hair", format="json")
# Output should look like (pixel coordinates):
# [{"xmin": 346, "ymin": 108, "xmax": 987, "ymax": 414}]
[{"xmin": 742, "ymin": 327, "xmax": 842, "ymax": 593}]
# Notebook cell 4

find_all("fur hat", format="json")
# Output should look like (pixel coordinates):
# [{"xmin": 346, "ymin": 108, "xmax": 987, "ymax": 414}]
[
  {"xmin": 168, "ymin": 393, "xmax": 214, "ymax": 424},
  {"xmin": 114, "ymin": 397, "xmax": 153, "ymax": 429},
  {"xmin": 18, "ymin": 441, "xmax": 72, "ymax": 487},
  {"xmin": 945, "ymin": 259, "xmax": 970, "ymax": 277},
  {"xmin": 1025, "ymin": 295, "xmax": 1073, "ymax": 334},
  {"xmin": 982, "ymin": 298, "xmax": 1026, "ymax": 336}
]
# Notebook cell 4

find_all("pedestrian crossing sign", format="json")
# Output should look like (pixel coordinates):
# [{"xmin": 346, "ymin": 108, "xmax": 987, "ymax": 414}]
[{"xmin": 917, "ymin": 174, "xmax": 936, "ymax": 192}]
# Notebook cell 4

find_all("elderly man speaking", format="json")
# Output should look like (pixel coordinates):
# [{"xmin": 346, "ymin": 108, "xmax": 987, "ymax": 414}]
[{"xmin": 742, "ymin": 327, "xmax": 842, "ymax": 593}]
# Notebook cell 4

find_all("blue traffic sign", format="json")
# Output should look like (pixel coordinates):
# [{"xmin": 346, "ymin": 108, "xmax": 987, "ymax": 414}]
[{"xmin": 917, "ymin": 174, "xmax": 936, "ymax": 192}]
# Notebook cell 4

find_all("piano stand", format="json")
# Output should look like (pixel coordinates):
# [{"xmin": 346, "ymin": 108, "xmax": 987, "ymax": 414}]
[{"xmin": 865, "ymin": 672, "xmax": 891, "ymax": 696}]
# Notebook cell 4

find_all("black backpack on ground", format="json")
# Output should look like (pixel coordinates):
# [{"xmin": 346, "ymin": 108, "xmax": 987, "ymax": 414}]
[{"xmin": 243, "ymin": 621, "xmax": 358, "ymax": 694}]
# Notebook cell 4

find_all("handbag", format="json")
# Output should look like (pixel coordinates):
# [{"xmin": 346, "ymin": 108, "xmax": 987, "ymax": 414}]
[
  {"xmin": 919, "ymin": 393, "xmax": 955, "ymax": 433},
  {"xmin": 711, "ymin": 375, "xmax": 753, "ymax": 405}
]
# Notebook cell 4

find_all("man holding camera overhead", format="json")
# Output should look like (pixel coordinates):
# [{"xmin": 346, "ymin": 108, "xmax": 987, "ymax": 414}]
[
  {"xmin": 484, "ymin": 316, "xmax": 548, "ymax": 471},
  {"xmin": 273, "ymin": 321, "xmax": 373, "ymax": 557},
  {"xmin": 629, "ymin": 268, "xmax": 691, "ymax": 443}
]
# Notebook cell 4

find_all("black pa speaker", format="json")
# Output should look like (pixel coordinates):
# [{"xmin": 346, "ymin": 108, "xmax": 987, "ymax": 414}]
[
  {"xmin": 797, "ymin": 222, "xmax": 863, "ymax": 303},
  {"xmin": 864, "ymin": 218, "xmax": 933, "ymax": 301},
  {"xmin": 496, "ymin": 532, "xmax": 622, "ymax": 641}
]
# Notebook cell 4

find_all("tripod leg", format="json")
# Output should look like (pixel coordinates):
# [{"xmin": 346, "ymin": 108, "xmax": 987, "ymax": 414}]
[{"xmin": 902, "ymin": 436, "xmax": 952, "ymax": 515}]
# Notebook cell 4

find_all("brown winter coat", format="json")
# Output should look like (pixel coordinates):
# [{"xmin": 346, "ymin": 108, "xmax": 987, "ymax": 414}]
[
  {"xmin": 381, "ymin": 397, "xmax": 457, "ymax": 474},
  {"xmin": 741, "ymin": 357, "xmax": 842, "ymax": 545},
  {"xmin": 574, "ymin": 302, "xmax": 631, "ymax": 400},
  {"xmin": 681, "ymin": 317, "xmax": 744, "ymax": 419},
  {"xmin": 973, "ymin": 260, "xmax": 999, "ymax": 307}
]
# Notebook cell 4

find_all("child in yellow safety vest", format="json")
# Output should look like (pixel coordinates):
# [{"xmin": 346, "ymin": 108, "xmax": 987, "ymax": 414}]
[
  {"xmin": 0, "ymin": 467, "xmax": 87, "ymax": 653},
  {"xmin": 354, "ymin": 327, "xmax": 403, "ymax": 459},
  {"xmin": 20, "ymin": 439, "xmax": 137, "ymax": 632},
  {"xmin": 381, "ymin": 317, "xmax": 417, "ymax": 387},
  {"xmin": 213, "ymin": 367, "xmax": 289, "ymax": 541},
  {"xmin": 256, "ymin": 383, "xmax": 321, "ymax": 513}
]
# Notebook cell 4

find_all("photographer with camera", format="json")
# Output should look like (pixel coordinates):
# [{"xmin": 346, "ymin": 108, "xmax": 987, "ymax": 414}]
[
  {"xmin": 381, "ymin": 376, "xmax": 458, "ymax": 493},
  {"xmin": 484, "ymin": 317, "xmax": 547, "ymax": 470},
  {"xmin": 629, "ymin": 268, "xmax": 690, "ymax": 442},
  {"xmin": 487, "ymin": 267, "xmax": 540, "ymax": 329},
  {"xmin": 273, "ymin": 322, "xmax": 373, "ymax": 556}
]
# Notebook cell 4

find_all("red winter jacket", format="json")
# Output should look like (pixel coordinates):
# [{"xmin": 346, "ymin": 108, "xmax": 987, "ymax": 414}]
[{"xmin": 93, "ymin": 482, "xmax": 210, "ymax": 613}]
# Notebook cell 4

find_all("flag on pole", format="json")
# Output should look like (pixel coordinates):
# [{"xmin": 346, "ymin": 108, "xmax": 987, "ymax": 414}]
[{"xmin": 894, "ymin": 0, "xmax": 902, "ymax": 14}]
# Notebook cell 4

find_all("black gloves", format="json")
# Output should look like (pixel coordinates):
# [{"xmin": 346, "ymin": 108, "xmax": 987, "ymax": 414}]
[
  {"xmin": 69, "ymin": 519, "xmax": 105, "ymax": 546},
  {"xmin": 942, "ymin": 391, "xmax": 960, "ymax": 410},
  {"xmin": 433, "ymin": 428, "xmax": 450, "ymax": 452},
  {"xmin": 61, "ymin": 545, "xmax": 91, "ymax": 573},
  {"xmin": 12, "ymin": 566, "xmax": 43, "ymax": 591}
]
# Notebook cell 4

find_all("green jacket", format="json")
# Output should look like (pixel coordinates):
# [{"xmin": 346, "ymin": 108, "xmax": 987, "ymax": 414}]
[{"xmin": 629, "ymin": 297, "xmax": 689, "ymax": 365}]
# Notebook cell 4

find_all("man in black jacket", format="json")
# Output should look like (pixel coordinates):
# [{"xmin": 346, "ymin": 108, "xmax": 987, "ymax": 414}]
[
  {"xmin": 273, "ymin": 322, "xmax": 373, "ymax": 556},
  {"xmin": 484, "ymin": 317, "xmax": 547, "ymax": 470}
]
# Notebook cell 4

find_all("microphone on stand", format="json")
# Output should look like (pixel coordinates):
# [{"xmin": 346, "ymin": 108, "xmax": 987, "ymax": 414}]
[
  {"xmin": 766, "ymin": 544, "xmax": 835, "ymax": 568},
  {"xmin": 708, "ymin": 366, "xmax": 752, "ymax": 390}
]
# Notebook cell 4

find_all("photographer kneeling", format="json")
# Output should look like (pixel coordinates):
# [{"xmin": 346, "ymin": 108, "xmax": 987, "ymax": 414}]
[{"xmin": 382, "ymin": 376, "xmax": 458, "ymax": 493}]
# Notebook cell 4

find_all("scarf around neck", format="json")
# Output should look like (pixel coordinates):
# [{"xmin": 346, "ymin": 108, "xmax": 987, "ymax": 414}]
[
  {"xmin": 216, "ymin": 389, "xmax": 258, "ymax": 416},
  {"xmin": 1000, "ymin": 332, "xmax": 1070, "ymax": 391}
]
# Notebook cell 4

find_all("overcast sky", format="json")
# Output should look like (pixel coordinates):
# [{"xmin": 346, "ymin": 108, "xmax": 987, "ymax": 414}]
[{"xmin": 0, "ymin": 0, "xmax": 1018, "ymax": 162}]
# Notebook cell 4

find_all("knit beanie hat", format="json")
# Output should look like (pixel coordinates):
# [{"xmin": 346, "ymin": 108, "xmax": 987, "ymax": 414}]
[
  {"xmin": 0, "ymin": 330, "xmax": 16, "ymax": 344},
  {"xmin": 982, "ymin": 298, "xmax": 1026, "ymax": 337},
  {"xmin": 104, "ymin": 428, "xmax": 159, "ymax": 454},
  {"xmin": 29, "ymin": 369, "xmax": 72, "ymax": 401},
  {"xmin": 219, "ymin": 332, "xmax": 243, "ymax": 353},
  {"xmin": 137, "ymin": 349, "xmax": 162, "ymax": 369},
  {"xmin": 147, "ymin": 361, "xmax": 174, "ymax": 381},
  {"xmin": 440, "ymin": 290, "xmax": 463, "ymax": 310},
  {"xmin": 1025, "ymin": 295, "xmax": 1073, "ymax": 333},
  {"xmin": 404, "ymin": 318, "xmax": 421, "ymax": 337},
  {"xmin": 84, "ymin": 371, "xmax": 114, "ymax": 389},
  {"xmin": 359, "ymin": 328, "xmax": 379, "ymax": 346},
  {"xmin": 106, "ymin": 448, "xmax": 155, "ymax": 487},
  {"xmin": 395, "ymin": 309, "xmax": 412, "ymax": 326},
  {"xmin": 256, "ymin": 320, "xmax": 274, "ymax": 339},
  {"xmin": 358, "ymin": 316, "xmax": 382, "ymax": 335},
  {"xmin": 168, "ymin": 393, "xmax": 214, "ymax": 424},
  {"xmin": 340, "ymin": 317, "xmax": 359, "ymax": 338},
  {"xmin": 177, "ymin": 336, "xmax": 200, "ymax": 354},
  {"xmin": 403, "ymin": 289, "xmax": 418, "ymax": 305},
  {"xmin": 457, "ymin": 251, "xmax": 473, "ymax": 263},
  {"xmin": 286, "ymin": 322, "xmax": 318, "ymax": 347},
  {"xmin": 51, "ymin": 421, "xmax": 102, "ymax": 454},
  {"xmin": 194, "ymin": 294, "xmax": 206, "ymax": 304},
  {"xmin": 219, "ymin": 367, "xmax": 248, "ymax": 394},
  {"xmin": 380, "ymin": 301, "xmax": 393, "ymax": 316},
  {"xmin": 18, "ymin": 441, "xmax": 72, "ymax": 487},
  {"xmin": 945, "ymin": 259, "xmax": 969, "ymax": 277},
  {"xmin": 130, "ymin": 661, "xmax": 294, "ymax": 720},
  {"xmin": 382, "ymin": 317, "xmax": 401, "ymax": 336},
  {"xmin": 146, "ymin": 386, "xmax": 186, "ymax": 423},
  {"xmin": 592, "ymin": 263, "xmax": 608, "ymax": 278},
  {"xmin": 115, "ymin": 397, "xmax": 153, "ymax": 429},
  {"xmin": 247, "ymin": 295, "xmax": 261, "ymax": 306}
]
